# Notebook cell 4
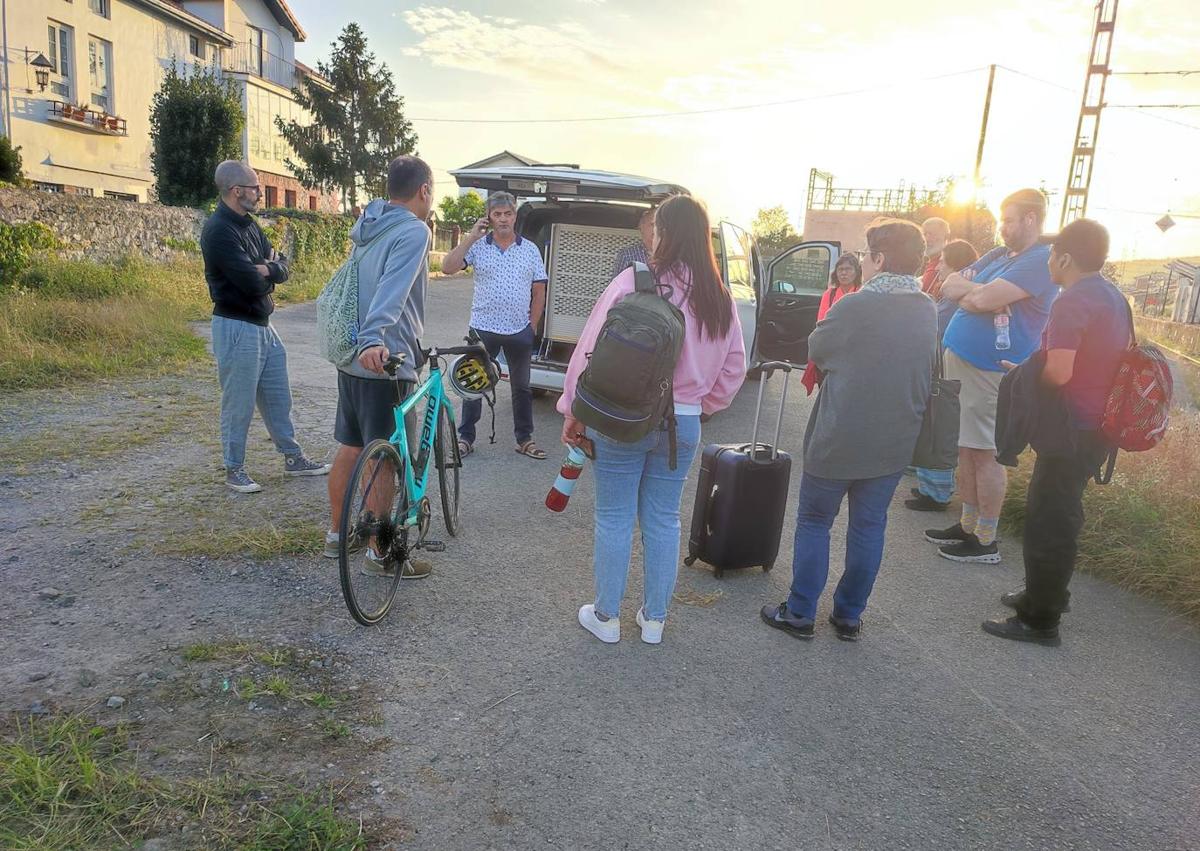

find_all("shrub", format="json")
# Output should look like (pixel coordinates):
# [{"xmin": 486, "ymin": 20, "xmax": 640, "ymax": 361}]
[
  {"xmin": 260, "ymin": 211, "xmax": 351, "ymax": 266},
  {"xmin": 150, "ymin": 64, "xmax": 243, "ymax": 207},
  {"xmin": 0, "ymin": 222, "xmax": 58, "ymax": 285},
  {"xmin": 0, "ymin": 135, "xmax": 22, "ymax": 183}
]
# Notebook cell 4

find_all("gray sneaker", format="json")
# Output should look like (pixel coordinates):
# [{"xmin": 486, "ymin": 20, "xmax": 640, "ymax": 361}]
[
  {"xmin": 323, "ymin": 531, "xmax": 366, "ymax": 559},
  {"xmin": 359, "ymin": 552, "xmax": 432, "ymax": 580},
  {"xmin": 284, "ymin": 454, "xmax": 331, "ymax": 477},
  {"xmin": 226, "ymin": 467, "xmax": 262, "ymax": 494}
]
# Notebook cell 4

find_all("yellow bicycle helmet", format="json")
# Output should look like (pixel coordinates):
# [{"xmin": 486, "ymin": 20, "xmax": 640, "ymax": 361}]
[{"xmin": 448, "ymin": 352, "xmax": 499, "ymax": 401}]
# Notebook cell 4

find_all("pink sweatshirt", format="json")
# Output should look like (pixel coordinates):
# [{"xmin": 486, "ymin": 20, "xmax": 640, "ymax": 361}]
[{"xmin": 557, "ymin": 264, "xmax": 746, "ymax": 419}]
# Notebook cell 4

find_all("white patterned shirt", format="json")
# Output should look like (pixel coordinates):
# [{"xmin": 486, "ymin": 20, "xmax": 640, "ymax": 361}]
[{"xmin": 463, "ymin": 235, "xmax": 548, "ymax": 335}]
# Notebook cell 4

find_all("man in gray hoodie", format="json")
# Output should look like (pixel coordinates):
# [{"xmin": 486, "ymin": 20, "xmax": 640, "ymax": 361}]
[{"xmin": 324, "ymin": 156, "xmax": 433, "ymax": 579}]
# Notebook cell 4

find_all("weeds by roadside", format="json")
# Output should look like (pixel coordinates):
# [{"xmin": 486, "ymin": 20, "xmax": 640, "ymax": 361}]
[
  {"xmin": 1002, "ymin": 411, "xmax": 1200, "ymax": 622},
  {"xmin": 0, "ymin": 714, "xmax": 365, "ymax": 850},
  {"xmin": 0, "ymin": 255, "xmax": 338, "ymax": 392}
]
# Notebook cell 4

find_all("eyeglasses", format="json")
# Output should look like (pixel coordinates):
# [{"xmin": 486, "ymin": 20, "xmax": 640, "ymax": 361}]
[{"xmin": 235, "ymin": 184, "xmax": 262, "ymax": 195}]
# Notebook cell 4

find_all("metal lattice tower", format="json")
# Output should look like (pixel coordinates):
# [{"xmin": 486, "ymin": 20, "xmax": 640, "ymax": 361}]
[{"xmin": 1061, "ymin": 0, "xmax": 1120, "ymax": 228}]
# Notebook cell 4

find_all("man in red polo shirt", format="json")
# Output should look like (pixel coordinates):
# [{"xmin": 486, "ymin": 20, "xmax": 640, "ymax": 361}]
[
  {"xmin": 920, "ymin": 217, "xmax": 950, "ymax": 293},
  {"xmin": 983, "ymin": 218, "xmax": 1132, "ymax": 645}
]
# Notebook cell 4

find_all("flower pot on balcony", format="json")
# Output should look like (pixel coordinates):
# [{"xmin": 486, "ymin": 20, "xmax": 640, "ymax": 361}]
[
  {"xmin": 71, "ymin": 105, "xmax": 89, "ymax": 122},
  {"xmin": 105, "ymin": 115, "xmax": 120, "ymax": 131}
]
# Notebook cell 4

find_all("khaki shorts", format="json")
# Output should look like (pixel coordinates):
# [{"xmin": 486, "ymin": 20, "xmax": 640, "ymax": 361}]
[{"xmin": 944, "ymin": 349, "xmax": 1003, "ymax": 451}]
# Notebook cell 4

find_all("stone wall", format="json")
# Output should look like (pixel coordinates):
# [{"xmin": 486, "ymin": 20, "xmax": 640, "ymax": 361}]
[
  {"xmin": 0, "ymin": 187, "xmax": 205, "ymax": 262},
  {"xmin": 1135, "ymin": 315, "xmax": 1200, "ymax": 358}
]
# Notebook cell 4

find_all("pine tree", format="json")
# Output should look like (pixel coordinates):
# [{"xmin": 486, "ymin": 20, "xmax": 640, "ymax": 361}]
[{"xmin": 277, "ymin": 23, "xmax": 418, "ymax": 209}]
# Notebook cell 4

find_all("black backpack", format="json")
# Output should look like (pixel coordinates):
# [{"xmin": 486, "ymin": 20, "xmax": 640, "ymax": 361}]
[{"xmin": 572, "ymin": 262, "xmax": 686, "ymax": 467}]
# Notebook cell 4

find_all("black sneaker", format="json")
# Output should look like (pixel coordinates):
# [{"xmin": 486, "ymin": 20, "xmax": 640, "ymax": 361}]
[
  {"xmin": 827, "ymin": 614, "xmax": 861, "ymax": 642},
  {"xmin": 924, "ymin": 523, "xmax": 971, "ymax": 545},
  {"xmin": 938, "ymin": 535, "xmax": 1001, "ymax": 564},
  {"xmin": 905, "ymin": 493, "xmax": 950, "ymax": 512},
  {"xmin": 760, "ymin": 603, "xmax": 814, "ymax": 640},
  {"xmin": 982, "ymin": 615, "xmax": 1061, "ymax": 646},
  {"xmin": 1000, "ymin": 588, "xmax": 1070, "ymax": 613}
]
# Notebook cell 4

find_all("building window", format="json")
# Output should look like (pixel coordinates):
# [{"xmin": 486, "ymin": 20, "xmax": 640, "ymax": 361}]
[
  {"xmin": 308, "ymin": 195, "xmax": 317, "ymax": 211},
  {"xmin": 72, "ymin": 186, "xmax": 95, "ymax": 196},
  {"xmin": 87, "ymin": 36, "xmax": 113, "ymax": 112},
  {"xmin": 188, "ymin": 35, "xmax": 205, "ymax": 61},
  {"xmin": 88, "ymin": 0, "xmax": 109, "ymax": 18},
  {"xmin": 264, "ymin": 185, "xmax": 277, "ymax": 208},
  {"xmin": 47, "ymin": 21, "xmax": 74, "ymax": 100},
  {"xmin": 33, "ymin": 181, "xmax": 64, "ymax": 194},
  {"xmin": 247, "ymin": 26, "xmax": 264, "ymax": 76},
  {"xmin": 103, "ymin": 191, "xmax": 138, "ymax": 202},
  {"xmin": 284, "ymin": 189, "xmax": 296, "ymax": 208}
]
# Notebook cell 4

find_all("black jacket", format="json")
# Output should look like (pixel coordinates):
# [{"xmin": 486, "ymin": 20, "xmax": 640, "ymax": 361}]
[
  {"xmin": 200, "ymin": 201, "xmax": 290, "ymax": 326},
  {"xmin": 995, "ymin": 351, "xmax": 1077, "ymax": 466}
]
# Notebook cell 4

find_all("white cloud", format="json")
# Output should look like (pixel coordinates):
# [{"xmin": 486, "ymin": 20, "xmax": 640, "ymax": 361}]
[{"xmin": 401, "ymin": 6, "xmax": 626, "ymax": 85}]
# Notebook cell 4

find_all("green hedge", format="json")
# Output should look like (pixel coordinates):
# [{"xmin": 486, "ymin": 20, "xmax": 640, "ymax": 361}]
[
  {"xmin": 260, "ymin": 209, "xmax": 352, "ymax": 267},
  {"xmin": 0, "ymin": 222, "xmax": 58, "ymax": 286}
]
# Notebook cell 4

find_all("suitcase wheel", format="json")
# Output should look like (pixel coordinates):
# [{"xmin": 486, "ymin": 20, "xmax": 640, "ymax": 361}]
[
  {"xmin": 713, "ymin": 567, "xmax": 724, "ymax": 579},
  {"xmin": 763, "ymin": 560, "xmax": 775, "ymax": 573},
  {"xmin": 684, "ymin": 556, "xmax": 697, "ymax": 567}
]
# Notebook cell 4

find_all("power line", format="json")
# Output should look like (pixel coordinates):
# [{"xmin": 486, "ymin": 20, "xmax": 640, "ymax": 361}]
[
  {"xmin": 1110, "ymin": 69, "xmax": 1200, "ymax": 76},
  {"xmin": 995, "ymin": 65, "xmax": 1200, "ymax": 132},
  {"xmin": 408, "ymin": 67, "xmax": 989, "ymax": 124},
  {"xmin": 1091, "ymin": 205, "xmax": 1200, "ymax": 219},
  {"xmin": 1108, "ymin": 103, "xmax": 1200, "ymax": 109}
]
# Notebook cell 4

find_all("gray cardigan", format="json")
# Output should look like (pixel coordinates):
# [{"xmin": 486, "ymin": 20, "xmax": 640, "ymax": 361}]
[{"xmin": 802, "ymin": 290, "xmax": 938, "ymax": 480}]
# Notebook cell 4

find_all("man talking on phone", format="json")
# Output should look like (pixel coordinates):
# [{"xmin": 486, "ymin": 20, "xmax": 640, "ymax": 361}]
[{"xmin": 441, "ymin": 191, "xmax": 548, "ymax": 460}]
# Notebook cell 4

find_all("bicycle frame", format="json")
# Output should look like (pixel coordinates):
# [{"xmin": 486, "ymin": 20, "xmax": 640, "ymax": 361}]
[{"xmin": 389, "ymin": 362, "xmax": 454, "ymax": 523}]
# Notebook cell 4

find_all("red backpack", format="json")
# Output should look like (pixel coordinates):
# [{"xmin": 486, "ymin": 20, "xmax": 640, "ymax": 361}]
[{"xmin": 1097, "ymin": 306, "xmax": 1173, "ymax": 482}]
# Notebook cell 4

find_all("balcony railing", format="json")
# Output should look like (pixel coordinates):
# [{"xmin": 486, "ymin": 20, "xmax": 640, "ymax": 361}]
[
  {"xmin": 222, "ymin": 40, "xmax": 300, "ymax": 90},
  {"xmin": 47, "ymin": 100, "xmax": 128, "ymax": 136}
]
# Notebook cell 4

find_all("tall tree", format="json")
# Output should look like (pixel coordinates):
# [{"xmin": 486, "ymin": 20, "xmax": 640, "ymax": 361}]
[
  {"xmin": 149, "ymin": 65, "xmax": 244, "ymax": 206},
  {"xmin": 438, "ymin": 193, "xmax": 485, "ymax": 231},
  {"xmin": 277, "ymin": 23, "xmax": 418, "ymax": 209},
  {"xmin": 752, "ymin": 206, "xmax": 801, "ymax": 254}
]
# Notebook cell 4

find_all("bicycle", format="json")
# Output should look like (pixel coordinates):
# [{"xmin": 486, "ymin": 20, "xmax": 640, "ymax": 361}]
[{"xmin": 337, "ymin": 335, "xmax": 493, "ymax": 625}]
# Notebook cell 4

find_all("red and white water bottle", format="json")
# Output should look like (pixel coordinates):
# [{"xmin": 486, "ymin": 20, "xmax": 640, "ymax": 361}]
[{"xmin": 545, "ymin": 446, "xmax": 588, "ymax": 512}]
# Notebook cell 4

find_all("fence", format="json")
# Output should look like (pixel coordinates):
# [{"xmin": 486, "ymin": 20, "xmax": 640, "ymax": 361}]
[
  {"xmin": 1132, "ymin": 260, "xmax": 1199, "ymax": 323},
  {"xmin": 433, "ymin": 223, "xmax": 460, "ymax": 254}
]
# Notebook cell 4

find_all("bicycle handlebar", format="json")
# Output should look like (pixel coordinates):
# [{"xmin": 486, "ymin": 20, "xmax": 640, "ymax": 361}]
[{"xmin": 382, "ymin": 334, "xmax": 493, "ymax": 377}]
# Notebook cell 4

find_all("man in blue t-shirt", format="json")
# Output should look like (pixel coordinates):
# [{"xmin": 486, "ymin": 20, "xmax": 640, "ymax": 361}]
[
  {"xmin": 984, "ymin": 219, "xmax": 1131, "ymax": 646},
  {"xmin": 924, "ymin": 189, "xmax": 1058, "ymax": 565}
]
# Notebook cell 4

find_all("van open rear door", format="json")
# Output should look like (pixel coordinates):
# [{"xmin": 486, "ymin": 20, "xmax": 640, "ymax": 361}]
[{"xmin": 755, "ymin": 241, "xmax": 840, "ymax": 366}]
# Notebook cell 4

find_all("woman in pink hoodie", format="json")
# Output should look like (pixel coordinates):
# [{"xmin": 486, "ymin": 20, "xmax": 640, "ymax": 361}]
[{"xmin": 558, "ymin": 195, "xmax": 746, "ymax": 645}]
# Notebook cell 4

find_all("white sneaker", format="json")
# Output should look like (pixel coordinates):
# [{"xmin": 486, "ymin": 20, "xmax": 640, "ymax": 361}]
[
  {"xmin": 636, "ymin": 608, "xmax": 664, "ymax": 645},
  {"xmin": 578, "ymin": 604, "xmax": 620, "ymax": 644}
]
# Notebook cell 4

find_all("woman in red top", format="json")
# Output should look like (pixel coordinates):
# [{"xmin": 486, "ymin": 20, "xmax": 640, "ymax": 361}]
[{"xmin": 801, "ymin": 253, "xmax": 862, "ymax": 394}]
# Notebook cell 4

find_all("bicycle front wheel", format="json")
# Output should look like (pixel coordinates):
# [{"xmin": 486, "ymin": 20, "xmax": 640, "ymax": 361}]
[
  {"xmin": 434, "ymin": 400, "xmax": 461, "ymax": 536},
  {"xmin": 338, "ymin": 439, "xmax": 408, "ymax": 626}
]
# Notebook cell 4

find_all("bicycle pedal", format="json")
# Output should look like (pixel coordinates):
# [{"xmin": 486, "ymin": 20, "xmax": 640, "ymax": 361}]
[{"xmin": 421, "ymin": 540, "xmax": 446, "ymax": 553}]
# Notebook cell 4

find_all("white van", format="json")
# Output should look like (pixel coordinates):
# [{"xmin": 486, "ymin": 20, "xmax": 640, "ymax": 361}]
[{"xmin": 450, "ymin": 166, "xmax": 840, "ymax": 391}]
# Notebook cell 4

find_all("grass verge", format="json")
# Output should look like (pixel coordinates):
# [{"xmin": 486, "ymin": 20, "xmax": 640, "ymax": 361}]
[
  {"xmin": 155, "ymin": 519, "xmax": 326, "ymax": 560},
  {"xmin": 0, "ymin": 714, "xmax": 364, "ymax": 850},
  {"xmin": 1002, "ymin": 411, "xmax": 1200, "ymax": 622},
  {"xmin": 0, "ymin": 255, "xmax": 338, "ymax": 392}
]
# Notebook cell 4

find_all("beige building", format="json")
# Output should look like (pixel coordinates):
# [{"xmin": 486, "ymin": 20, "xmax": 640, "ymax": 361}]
[{"xmin": 0, "ymin": 0, "xmax": 336, "ymax": 210}]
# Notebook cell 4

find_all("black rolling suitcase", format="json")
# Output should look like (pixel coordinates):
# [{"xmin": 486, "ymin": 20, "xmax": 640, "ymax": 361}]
[{"xmin": 684, "ymin": 362, "xmax": 793, "ymax": 578}]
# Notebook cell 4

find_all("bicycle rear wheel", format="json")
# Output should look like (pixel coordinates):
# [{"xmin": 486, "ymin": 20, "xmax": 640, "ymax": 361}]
[
  {"xmin": 338, "ymin": 439, "xmax": 409, "ymax": 625},
  {"xmin": 434, "ymin": 400, "xmax": 461, "ymax": 536}
]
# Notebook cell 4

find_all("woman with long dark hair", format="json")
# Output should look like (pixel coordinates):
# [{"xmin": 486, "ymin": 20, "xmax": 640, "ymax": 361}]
[
  {"xmin": 801, "ymin": 253, "xmax": 863, "ymax": 394},
  {"xmin": 558, "ymin": 195, "xmax": 746, "ymax": 645}
]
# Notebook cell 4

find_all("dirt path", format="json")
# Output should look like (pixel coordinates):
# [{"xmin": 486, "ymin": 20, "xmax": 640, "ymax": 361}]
[{"xmin": 3, "ymin": 281, "xmax": 1199, "ymax": 850}]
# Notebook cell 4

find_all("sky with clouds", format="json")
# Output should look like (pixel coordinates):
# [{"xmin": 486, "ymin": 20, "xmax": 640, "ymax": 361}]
[{"xmin": 291, "ymin": 0, "xmax": 1200, "ymax": 258}]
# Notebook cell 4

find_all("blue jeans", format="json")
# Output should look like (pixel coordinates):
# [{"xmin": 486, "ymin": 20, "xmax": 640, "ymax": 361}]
[
  {"xmin": 787, "ymin": 470, "xmax": 904, "ymax": 623},
  {"xmin": 588, "ymin": 415, "xmax": 701, "ymax": 622},
  {"xmin": 211, "ymin": 316, "xmax": 302, "ymax": 469}
]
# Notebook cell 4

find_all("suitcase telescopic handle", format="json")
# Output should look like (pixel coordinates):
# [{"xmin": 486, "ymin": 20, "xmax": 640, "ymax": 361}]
[{"xmin": 749, "ymin": 362, "xmax": 793, "ymax": 463}]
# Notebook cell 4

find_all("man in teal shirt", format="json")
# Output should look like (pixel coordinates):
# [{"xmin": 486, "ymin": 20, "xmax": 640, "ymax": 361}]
[{"xmin": 924, "ymin": 189, "xmax": 1057, "ymax": 565}]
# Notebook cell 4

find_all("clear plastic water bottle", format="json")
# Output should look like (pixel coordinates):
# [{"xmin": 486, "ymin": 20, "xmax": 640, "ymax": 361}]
[
  {"xmin": 993, "ymin": 312, "xmax": 1011, "ymax": 351},
  {"xmin": 546, "ymin": 446, "xmax": 587, "ymax": 512}
]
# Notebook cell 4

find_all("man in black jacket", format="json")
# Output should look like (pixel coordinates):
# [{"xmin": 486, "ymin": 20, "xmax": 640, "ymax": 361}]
[{"xmin": 201, "ymin": 160, "xmax": 328, "ymax": 493}]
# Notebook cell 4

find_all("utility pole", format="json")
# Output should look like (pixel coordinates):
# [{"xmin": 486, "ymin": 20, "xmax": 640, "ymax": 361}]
[
  {"xmin": 1, "ymin": 0, "xmax": 11, "ymax": 139},
  {"xmin": 973, "ymin": 64, "xmax": 996, "ymax": 196},
  {"xmin": 1061, "ymin": 0, "xmax": 1120, "ymax": 228}
]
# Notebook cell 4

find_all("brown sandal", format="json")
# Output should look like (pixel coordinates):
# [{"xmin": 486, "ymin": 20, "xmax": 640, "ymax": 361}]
[{"xmin": 515, "ymin": 441, "xmax": 547, "ymax": 460}]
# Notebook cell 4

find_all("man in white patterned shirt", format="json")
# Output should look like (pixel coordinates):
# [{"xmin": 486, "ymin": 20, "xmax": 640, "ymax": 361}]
[
  {"xmin": 612, "ymin": 206, "xmax": 656, "ymax": 277},
  {"xmin": 441, "ymin": 191, "xmax": 549, "ymax": 459}
]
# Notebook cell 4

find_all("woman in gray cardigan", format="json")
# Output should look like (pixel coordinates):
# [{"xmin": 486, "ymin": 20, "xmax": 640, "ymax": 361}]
[{"xmin": 761, "ymin": 218, "xmax": 938, "ymax": 641}]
